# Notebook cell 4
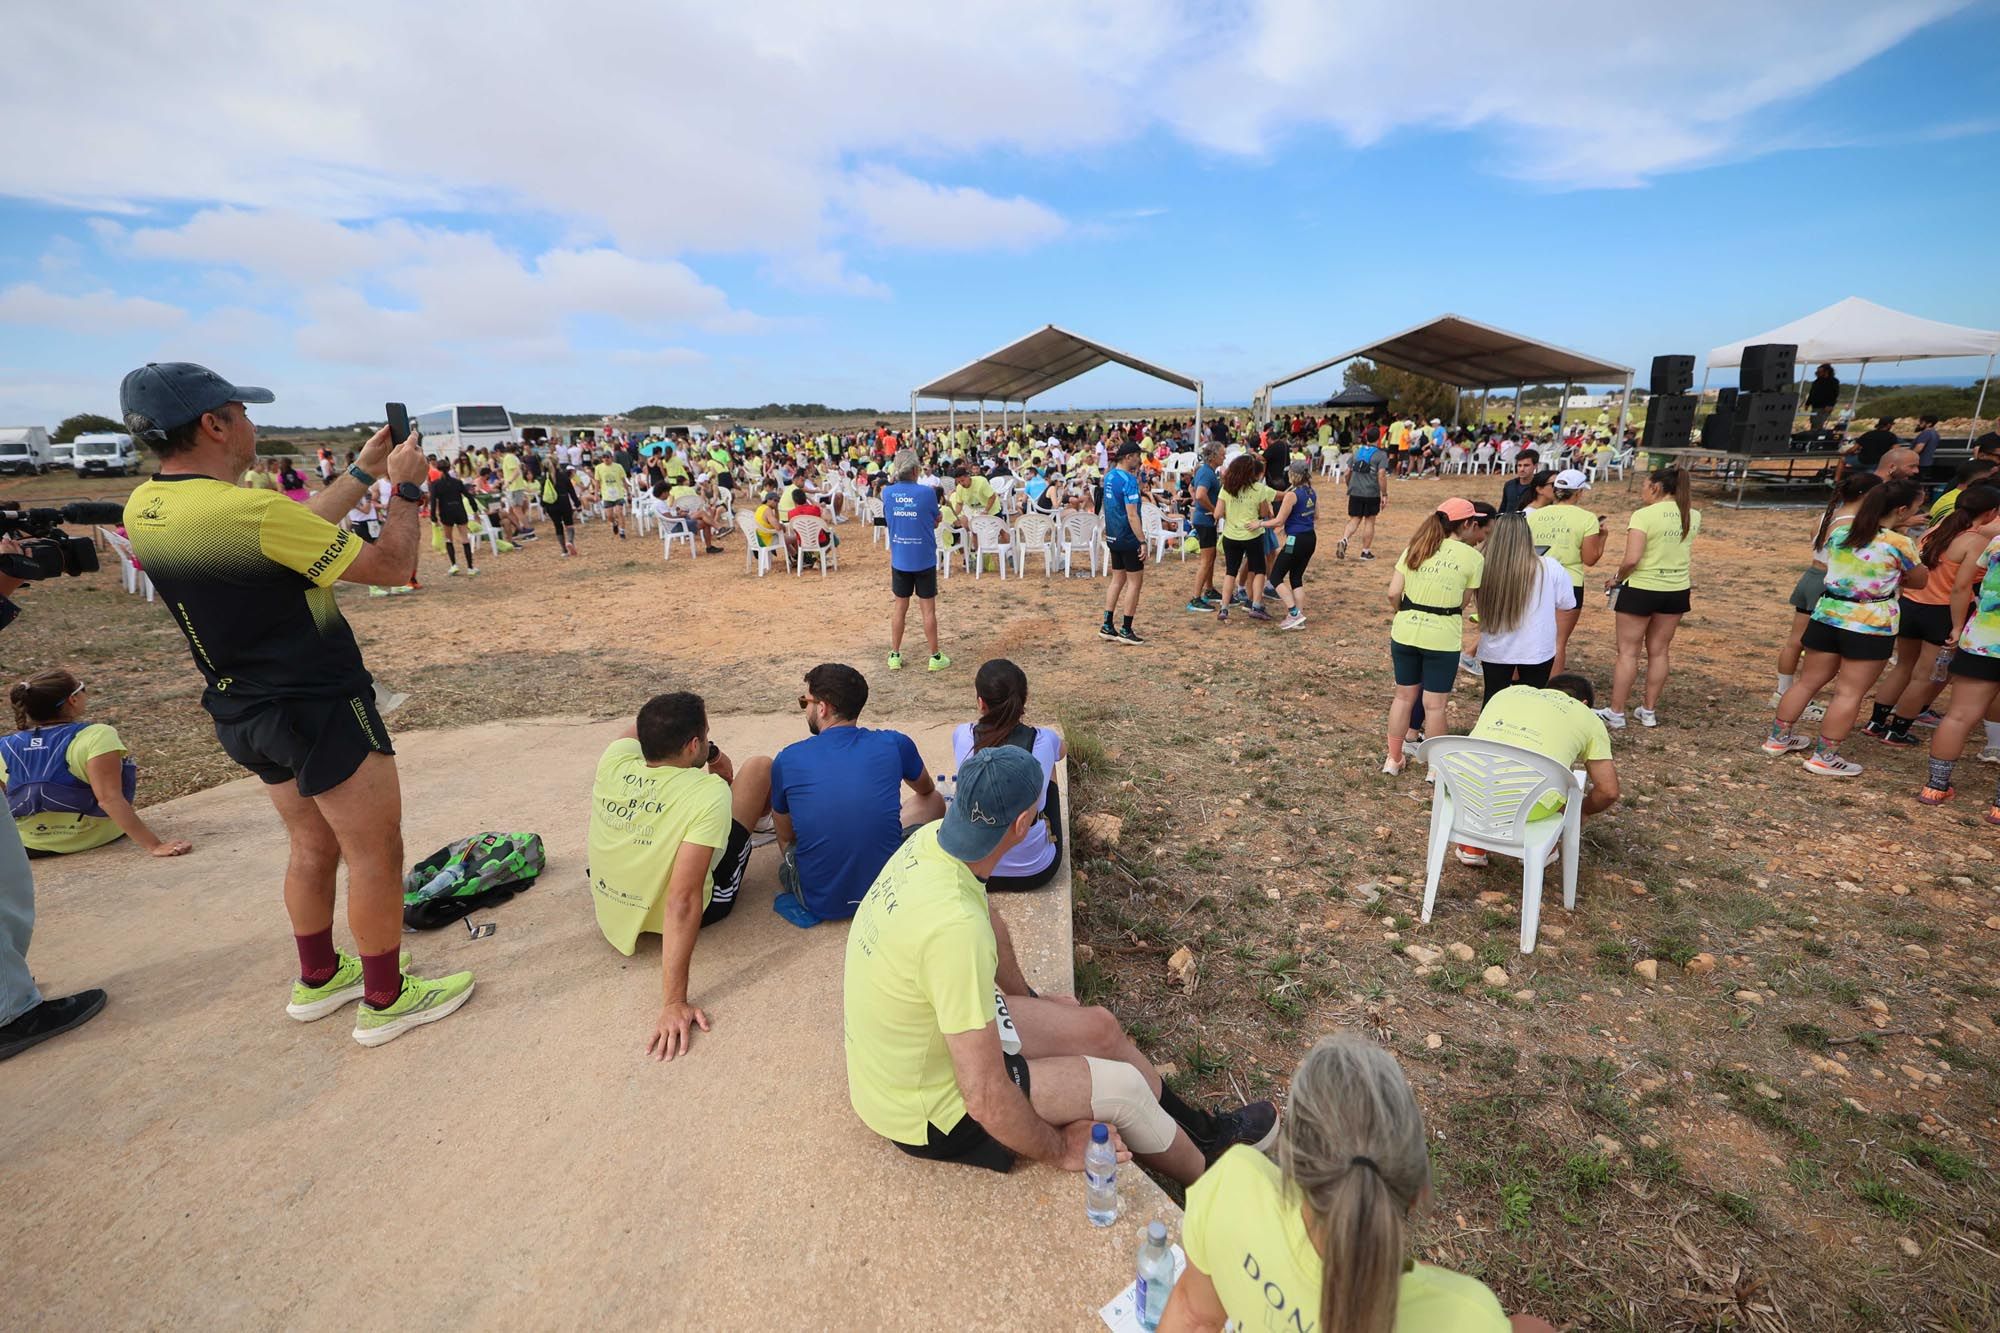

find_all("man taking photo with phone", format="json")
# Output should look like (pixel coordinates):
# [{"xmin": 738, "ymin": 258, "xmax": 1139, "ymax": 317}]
[{"xmin": 120, "ymin": 363, "xmax": 474, "ymax": 1048}]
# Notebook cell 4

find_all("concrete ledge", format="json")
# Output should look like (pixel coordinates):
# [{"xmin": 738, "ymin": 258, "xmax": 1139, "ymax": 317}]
[{"xmin": 2, "ymin": 713, "xmax": 1176, "ymax": 1329}]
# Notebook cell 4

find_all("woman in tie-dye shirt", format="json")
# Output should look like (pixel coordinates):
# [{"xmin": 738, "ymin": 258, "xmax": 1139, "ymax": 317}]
[
  {"xmin": 1767, "ymin": 481, "xmax": 1928, "ymax": 777},
  {"xmin": 1919, "ymin": 527, "xmax": 2000, "ymax": 816}
]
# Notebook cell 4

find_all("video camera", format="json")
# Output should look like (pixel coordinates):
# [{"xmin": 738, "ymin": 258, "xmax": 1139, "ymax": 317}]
[{"xmin": 0, "ymin": 501, "xmax": 127, "ymax": 580}]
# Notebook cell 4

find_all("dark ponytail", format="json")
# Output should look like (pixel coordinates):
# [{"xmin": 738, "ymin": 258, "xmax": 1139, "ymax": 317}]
[
  {"xmin": 1920, "ymin": 484, "xmax": 2000, "ymax": 567},
  {"xmin": 971, "ymin": 658, "xmax": 1029, "ymax": 752},
  {"xmin": 10, "ymin": 668, "xmax": 79, "ymax": 729},
  {"xmin": 1842, "ymin": 480, "xmax": 1921, "ymax": 550},
  {"xmin": 1814, "ymin": 471, "xmax": 1881, "ymax": 551},
  {"xmin": 1651, "ymin": 466, "xmax": 1692, "ymax": 538}
]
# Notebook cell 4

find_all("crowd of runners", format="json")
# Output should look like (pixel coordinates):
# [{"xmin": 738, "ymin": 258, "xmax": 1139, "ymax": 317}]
[{"xmin": 9, "ymin": 360, "xmax": 1996, "ymax": 1333}]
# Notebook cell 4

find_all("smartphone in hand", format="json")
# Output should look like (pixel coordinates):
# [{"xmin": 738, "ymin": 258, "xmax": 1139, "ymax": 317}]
[{"xmin": 386, "ymin": 403, "xmax": 411, "ymax": 446}]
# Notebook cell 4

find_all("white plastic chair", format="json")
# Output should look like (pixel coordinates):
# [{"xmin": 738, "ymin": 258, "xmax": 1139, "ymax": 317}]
[
  {"xmin": 968, "ymin": 515, "xmax": 1011, "ymax": 579},
  {"xmin": 789, "ymin": 515, "xmax": 836, "ymax": 576},
  {"xmin": 1415, "ymin": 737, "xmax": 1585, "ymax": 955},
  {"xmin": 859, "ymin": 496, "xmax": 886, "ymax": 545},
  {"xmin": 1059, "ymin": 510, "xmax": 1101, "ymax": 577},
  {"xmin": 661, "ymin": 510, "xmax": 698, "ymax": 561},
  {"xmin": 466, "ymin": 511, "xmax": 502, "ymax": 557},
  {"xmin": 739, "ymin": 511, "xmax": 776, "ymax": 576},
  {"xmin": 1143, "ymin": 505, "xmax": 1185, "ymax": 563},
  {"xmin": 935, "ymin": 524, "xmax": 964, "ymax": 578},
  {"xmin": 98, "ymin": 527, "xmax": 155, "ymax": 602},
  {"xmin": 1013, "ymin": 513, "xmax": 1058, "ymax": 577}
]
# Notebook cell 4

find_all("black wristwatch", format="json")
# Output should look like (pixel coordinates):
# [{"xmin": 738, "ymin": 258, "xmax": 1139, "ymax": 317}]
[{"xmin": 393, "ymin": 482, "xmax": 424, "ymax": 503}]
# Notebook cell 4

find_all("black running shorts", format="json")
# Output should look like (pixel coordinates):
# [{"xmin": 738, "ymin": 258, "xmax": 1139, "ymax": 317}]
[
  {"xmin": 1106, "ymin": 544, "xmax": 1144, "ymax": 573},
  {"xmin": 212, "ymin": 692, "xmax": 395, "ymax": 798},
  {"xmin": 1801, "ymin": 618, "xmax": 1895, "ymax": 661},
  {"xmin": 892, "ymin": 1051, "xmax": 1031, "ymax": 1174},
  {"xmin": 1896, "ymin": 598, "xmax": 1952, "ymax": 645},
  {"xmin": 891, "ymin": 566, "xmax": 938, "ymax": 600}
]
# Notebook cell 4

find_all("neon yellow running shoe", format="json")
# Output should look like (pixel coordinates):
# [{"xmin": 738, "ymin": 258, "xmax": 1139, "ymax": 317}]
[
  {"xmin": 286, "ymin": 950, "xmax": 409, "ymax": 1023},
  {"xmin": 887, "ymin": 650, "xmax": 904, "ymax": 671},
  {"xmin": 351, "ymin": 970, "xmax": 475, "ymax": 1047},
  {"xmin": 927, "ymin": 652, "xmax": 951, "ymax": 672}
]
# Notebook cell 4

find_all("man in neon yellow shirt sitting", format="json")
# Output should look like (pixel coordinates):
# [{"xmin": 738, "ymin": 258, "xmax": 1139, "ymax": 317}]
[
  {"xmin": 588, "ymin": 691, "xmax": 772, "ymax": 1061},
  {"xmin": 1454, "ymin": 673, "xmax": 1620, "ymax": 866}
]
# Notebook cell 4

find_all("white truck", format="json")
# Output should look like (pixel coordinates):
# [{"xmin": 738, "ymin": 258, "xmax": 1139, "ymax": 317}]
[
  {"xmin": 0, "ymin": 427, "xmax": 53, "ymax": 474},
  {"xmin": 72, "ymin": 432, "xmax": 141, "ymax": 477},
  {"xmin": 410, "ymin": 404, "xmax": 518, "ymax": 461}
]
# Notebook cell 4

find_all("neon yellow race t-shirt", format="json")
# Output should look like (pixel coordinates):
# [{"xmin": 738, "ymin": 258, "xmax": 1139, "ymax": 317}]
[
  {"xmin": 842, "ymin": 823, "xmax": 998, "ymax": 1146},
  {"xmin": 586, "ymin": 738, "xmax": 731, "ymax": 955},
  {"xmin": 1393, "ymin": 538, "xmax": 1483, "ymax": 652},
  {"xmin": 1625, "ymin": 499, "xmax": 1701, "ymax": 592},
  {"xmin": 1218, "ymin": 482, "xmax": 1276, "ymax": 542},
  {"xmin": 1526, "ymin": 504, "xmax": 1599, "ymax": 585},
  {"xmin": 1183, "ymin": 1147, "xmax": 1510, "ymax": 1333}
]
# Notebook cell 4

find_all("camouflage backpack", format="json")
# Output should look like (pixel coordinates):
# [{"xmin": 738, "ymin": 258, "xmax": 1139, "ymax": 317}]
[{"xmin": 402, "ymin": 831, "xmax": 546, "ymax": 930}]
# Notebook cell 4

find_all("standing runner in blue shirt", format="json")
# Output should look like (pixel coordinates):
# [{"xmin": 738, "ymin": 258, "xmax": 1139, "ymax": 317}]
[
  {"xmin": 882, "ymin": 450, "xmax": 949, "ymax": 672},
  {"xmin": 1185, "ymin": 440, "xmax": 1224, "ymax": 613},
  {"xmin": 1100, "ymin": 442, "xmax": 1149, "ymax": 645}
]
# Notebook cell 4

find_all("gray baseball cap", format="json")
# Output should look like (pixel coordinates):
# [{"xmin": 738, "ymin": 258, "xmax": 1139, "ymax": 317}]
[
  {"xmin": 119, "ymin": 362, "xmax": 274, "ymax": 439},
  {"xmin": 936, "ymin": 745, "xmax": 1047, "ymax": 862}
]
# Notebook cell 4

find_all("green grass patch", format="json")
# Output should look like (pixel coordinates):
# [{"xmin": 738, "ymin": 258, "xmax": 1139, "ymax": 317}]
[
  {"xmin": 1718, "ymin": 892, "xmax": 1778, "ymax": 932},
  {"xmin": 1563, "ymin": 1152, "xmax": 1613, "ymax": 1197},
  {"xmin": 1499, "ymin": 1178, "xmax": 1534, "ymax": 1232},
  {"xmin": 1854, "ymin": 1175, "xmax": 1920, "ymax": 1222},
  {"xmin": 1904, "ymin": 1141, "xmax": 1978, "ymax": 1183},
  {"xmin": 1783, "ymin": 1022, "xmax": 1830, "ymax": 1051},
  {"xmin": 1715, "ymin": 1191, "xmax": 1759, "ymax": 1226}
]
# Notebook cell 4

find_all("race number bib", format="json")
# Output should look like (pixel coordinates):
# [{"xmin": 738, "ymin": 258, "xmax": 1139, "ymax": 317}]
[{"xmin": 993, "ymin": 987, "xmax": 1022, "ymax": 1055}]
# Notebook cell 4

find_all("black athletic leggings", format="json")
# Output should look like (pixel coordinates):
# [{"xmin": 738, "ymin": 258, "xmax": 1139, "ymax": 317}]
[
  {"xmin": 1268, "ymin": 531, "xmax": 1317, "ymax": 589},
  {"xmin": 545, "ymin": 502, "xmax": 574, "ymax": 549},
  {"xmin": 1480, "ymin": 657, "xmax": 1554, "ymax": 703}
]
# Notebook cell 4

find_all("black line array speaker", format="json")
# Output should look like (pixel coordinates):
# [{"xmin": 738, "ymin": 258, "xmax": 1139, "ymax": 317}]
[
  {"xmin": 1704, "ymin": 392, "xmax": 1735, "ymax": 448},
  {"xmin": 1739, "ymin": 343, "xmax": 1798, "ymax": 394},
  {"xmin": 1732, "ymin": 390, "xmax": 1797, "ymax": 453},
  {"xmin": 1642, "ymin": 392, "xmax": 1697, "ymax": 451},
  {"xmin": 1649, "ymin": 354, "xmax": 1694, "ymax": 396}
]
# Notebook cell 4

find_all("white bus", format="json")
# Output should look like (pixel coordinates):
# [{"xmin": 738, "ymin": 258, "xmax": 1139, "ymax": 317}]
[{"xmin": 411, "ymin": 403, "xmax": 518, "ymax": 459}]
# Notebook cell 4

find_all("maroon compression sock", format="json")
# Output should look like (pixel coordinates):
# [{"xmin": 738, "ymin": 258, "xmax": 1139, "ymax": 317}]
[
  {"xmin": 295, "ymin": 928, "xmax": 339, "ymax": 986},
  {"xmin": 361, "ymin": 950, "xmax": 404, "ymax": 1010}
]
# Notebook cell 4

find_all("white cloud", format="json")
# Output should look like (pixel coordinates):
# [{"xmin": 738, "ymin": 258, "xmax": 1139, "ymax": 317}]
[
  {"xmin": 766, "ymin": 251, "xmax": 893, "ymax": 300},
  {"xmin": 609, "ymin": 347, "xmax": 708, "ymax": 367},
  {"xmin": 842, "ymin": 167, "xmax": 1066, "ymax": 251},
  {"xmin": 0, "ymin": 284, "xmax": 185, "ymax": 333}
]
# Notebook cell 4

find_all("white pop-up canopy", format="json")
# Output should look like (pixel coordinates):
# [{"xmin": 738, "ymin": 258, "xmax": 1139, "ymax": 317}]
[
  {"xmin": 911, "ymin": 324, "xmax": 1203, "ymax": 440},
  {"xmin": 1708, "ymin": 297, "xmax": 2000, "ymax": 436}
]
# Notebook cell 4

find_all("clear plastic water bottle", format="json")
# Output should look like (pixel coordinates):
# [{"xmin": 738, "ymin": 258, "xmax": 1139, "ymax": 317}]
[
  {"xmin": 1136, "ymin": 1220, "xmax": 1174, "ymax": 1329},
  {"xmin": 1933, "ymin": 647, "xmax": 1955, "ymax": 683},
  {"xmin": 1084, "ymin": 1122, "xmax": 1118, "ymax": 1226}
]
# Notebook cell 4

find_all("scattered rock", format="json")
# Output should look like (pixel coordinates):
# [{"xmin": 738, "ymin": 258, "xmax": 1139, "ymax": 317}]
[
  {"xmin": 1167, "ymin": 946, "xmax": 1195, "ymax": 986},
  {"xmin": 1482, "ymin": 965, "xmax": 1510, "ymax": 987},
  {"xmin": 1424, "ymin": 1032, "xmax": 1443, "ymax": 1050},
  {"xmin": 1899, "ymin": 1237, "xmax": 1921, "ymax": 1258},
  {"xmin": 1903, "ymin": 944, "xmax": 1931, "ymax": 960},
  {"xmin": 1403, "ymin": 944, "xmax": 1443, "ymax": 966},
  {"xmin": 1447, "ymin": 942, "xmax": 1476, "ymax": 961},
  {"xmin": 1899, "ymin": 1065, "xmax": 1928, "ymax": 1084},
  {"xmin": 1542, "ymin": 924, "xmax": 1566, "ymax": 940},
  {"xmin": 1683, "ymin": 953, "xmax": 1717, "ymax": 976},
  {"xmin": 1512, "ymin": 989, "xmax": 1536, "ymax": 1003},
  {"xmin": 1754, "ymin": 1081, "xmax": 1782, "ymax": 1101},
  {"xmin": 1633, "ymin": 959, "xmax": 1659, "ymax": 982},
  {"xmin": 1384, "ymin": 875, "xmax": 1408, "ymax": 887},
  {"xmin": 1075, "ymin": 813, "xmax": 1123, "ymax": 851},
  {"xmin": 1891, "ymin": 884, "xmax": 1911, "ymax": 897},
  {"xmin": 1154, "ymin": 1062, "xmax": 1178, "ymax": 1079},
  {"xmin": 1835, "ymin": 879, "xmax": 1861, "ymax": 893},
  {"xmin": 1864, "ymin": 996, "xmax": 1891, "ymax": 1015},
  {"xmin": 1985, "ymin": 916, "xmax": 2000, "ymax": 931},
  {"xmin": 1591, "ymin": 1134, "xmax": 1627, "ymax": 1158},
  {"xmin": 1476, "ymin": 890, "xmax": 1509, "ymax": 905},
  {"xmin": 1074, "ymin": 943, "xmax": 1094, "ymax": 964},
  {"xmin": 1734, "ymin": 990, "xmax": 1765, "ymax": 1005},
  {"xmin": 1638, "ymin": 1134, "xmax": 1660, "ymax": 1150},
  {"xmin": 1264, "ymin": 886, "xmax": 1281, "ymax": 901},
  {"xmin": 1843, "ymin": 1097, "xmax": 1868, "ymax": 1115}
]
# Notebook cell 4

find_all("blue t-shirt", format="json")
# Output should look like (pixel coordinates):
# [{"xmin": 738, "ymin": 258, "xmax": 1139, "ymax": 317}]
[
  {"xmin": 1024, "ymin": 475, "xmax": 1048, "ymax": 506},
  {"xmin": 1285, "ymin": 483, "xmax": 1318, "ymax": 535},
  {"xmin": 1190, "ymin": 462, "xmax": 1219, "ymax": 529},
  {"xmin": 1103, "ymin": 466, "xmax": 1141, "ymax": 548},
  {"xmin": 770, "ymin": 726, "xmax": 925, "ymax": 920},
  {"xmin": 882, "ymin": 482, "xmax": 939, "ymax": 573}
]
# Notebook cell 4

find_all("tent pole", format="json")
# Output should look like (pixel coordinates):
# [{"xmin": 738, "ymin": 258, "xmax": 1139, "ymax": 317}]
[
  {"xmin": 910, "ymin": 392, "xmax": 916, "ymax": 439},
  {"xmin": 1615, "ymin": 372, "xmax": 1632, "ymax": 452},
  {"xmin": 1195, "ymin": 382, "xmax": 1204, "ymax": 450},
  {"xmin": 1970, "ymin": 354, "xmax": 1993, "ymax": 444},
  {"xmin": 1849, "ymin": 361, "xmax": 1868, "ymax": 424},
  {"xmin": 1558, "ymin": 380, "xmax": 1571, "ymax": 430},
  {"xmin": 950, "ymin": 401, "xmax": 956, "ymax": 432},
  {"xmin": 979, "ymin": 401, "xmax": 985, "ymax": 432},
  {"xmin": 1479, "ymin": 386, "xmax": 1489, "ymax": 428},
  {"xmin": 1451, "ymin": 385, "xmax": 1461, "ymax": 430}
]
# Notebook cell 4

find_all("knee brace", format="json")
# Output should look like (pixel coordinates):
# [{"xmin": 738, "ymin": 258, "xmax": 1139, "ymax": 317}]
[{"xmin": 1085, "ymin": 1057, "xmax": 1179, "ymax": 1153}]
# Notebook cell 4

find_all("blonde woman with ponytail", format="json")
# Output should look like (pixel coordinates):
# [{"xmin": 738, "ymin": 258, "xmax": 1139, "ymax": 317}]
[
  {"xmin": 1599, "ymin": 465, "xmax": 1700, "ymax": 729},
  {"xmin": 1161, "ymin": 1033, "xmax": 1550, "ymax": 1333}
]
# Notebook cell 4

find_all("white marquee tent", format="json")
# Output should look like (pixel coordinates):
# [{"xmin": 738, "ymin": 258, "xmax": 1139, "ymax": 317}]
[{"xmin": 1707, "ymin": 297, "xmax": 2000, "ymax": 436}]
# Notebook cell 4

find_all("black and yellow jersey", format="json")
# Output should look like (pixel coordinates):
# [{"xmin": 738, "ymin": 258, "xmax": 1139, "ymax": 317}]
[{"xmin": 123, "ymin": 474, "xmax": 369, "ymax": 720}]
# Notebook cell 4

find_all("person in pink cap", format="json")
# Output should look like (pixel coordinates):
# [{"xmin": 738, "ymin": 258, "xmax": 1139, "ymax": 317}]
[{"xmin": 1383, "ymin": 497, "xmax": 1486, "ymax": 774}]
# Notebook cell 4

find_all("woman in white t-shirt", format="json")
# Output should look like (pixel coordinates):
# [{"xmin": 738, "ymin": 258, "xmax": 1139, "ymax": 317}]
[
  {"xmin": 949, "ymin": 659, "xmax": 1065, "ymax": 893},
  {"xmin": 1474, "ymin": 514, "xmax": 1575, "ymax": 702}
]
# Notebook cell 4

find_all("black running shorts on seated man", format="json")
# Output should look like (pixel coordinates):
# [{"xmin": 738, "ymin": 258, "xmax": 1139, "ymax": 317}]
[{"xmin": 894, "ymin": 1051, "xmax": 1031, "ymax": 1174}]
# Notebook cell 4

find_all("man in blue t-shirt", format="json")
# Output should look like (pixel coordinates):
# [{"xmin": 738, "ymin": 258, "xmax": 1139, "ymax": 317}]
[
  {"xmin": 881, "ymin": 450, "xmax": 948, "ymax": 673},
  {"xmin": 1184, "ymin": 440, "xmax": 1223, "ymax": 613},
  {"xmin": 770, "ymin": 663, "xmax": 944, "ymax": 924},
  {"xmin": 1099, "ymin": 442, "xmax": 1148, "ymax": 645}
]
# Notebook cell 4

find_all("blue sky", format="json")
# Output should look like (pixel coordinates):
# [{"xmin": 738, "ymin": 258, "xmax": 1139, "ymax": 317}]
[{"xmin": 2, "ymin": 1, "xmax": 1996, "ymax": 427}]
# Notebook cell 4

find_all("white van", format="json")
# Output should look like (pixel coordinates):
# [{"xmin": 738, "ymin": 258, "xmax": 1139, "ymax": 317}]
[
  {"xmin": 50, "ymin": 440, "xmax": 74, "ymax": 468},
  {"xmin": 73, "ymin": 432, "xmax": 141, "ymax": 477},
  {"xmin": 0, "ymin": 426, "xmax": 53, "ymax": 474},
  {"xmin": 410, "ymin": 404, "xmax": 518, "ymax": 460}
]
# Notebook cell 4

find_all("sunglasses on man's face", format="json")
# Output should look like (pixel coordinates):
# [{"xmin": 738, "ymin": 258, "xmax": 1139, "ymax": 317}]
[{"xmin": 798, "ymin": 694, "xmax": 814, "ymax": 711}]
